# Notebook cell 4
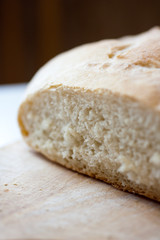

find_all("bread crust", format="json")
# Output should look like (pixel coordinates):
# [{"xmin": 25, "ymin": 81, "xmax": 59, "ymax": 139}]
[{"xmin": 24, "ymin": 27, "xmax": 160, "ymax": 112}]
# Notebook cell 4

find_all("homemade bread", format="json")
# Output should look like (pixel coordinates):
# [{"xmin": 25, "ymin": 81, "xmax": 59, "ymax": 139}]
[{"xmin": 18, "ymin": 27, "xmax": 160, "ymax": 201}]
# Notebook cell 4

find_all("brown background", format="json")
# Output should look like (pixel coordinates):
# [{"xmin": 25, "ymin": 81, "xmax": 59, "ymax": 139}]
[{"xmin": 1, "ymin": 0, "xmax": 160, "ymax": 84}]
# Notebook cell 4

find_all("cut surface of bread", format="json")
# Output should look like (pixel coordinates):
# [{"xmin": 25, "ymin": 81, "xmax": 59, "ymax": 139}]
[{"xmin": 18, "ymin": 27, "xmax": 160, "ymax": 201}]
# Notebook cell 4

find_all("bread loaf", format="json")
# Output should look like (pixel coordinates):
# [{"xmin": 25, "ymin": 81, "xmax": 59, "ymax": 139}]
[{"xmin": 18, "ymin": 27, "xmax": 160, "ymax": 201}]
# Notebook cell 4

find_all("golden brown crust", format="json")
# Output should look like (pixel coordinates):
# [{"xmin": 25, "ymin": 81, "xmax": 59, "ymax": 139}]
[{"xmin": 24, "ymin": 27, "xmax": 160, "ymax": 112}]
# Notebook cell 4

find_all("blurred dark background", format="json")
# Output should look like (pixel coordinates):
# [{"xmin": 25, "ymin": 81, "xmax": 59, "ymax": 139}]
[{"xmin": 1, "ymin": 0, "xmax": 160, "ymax": 84}]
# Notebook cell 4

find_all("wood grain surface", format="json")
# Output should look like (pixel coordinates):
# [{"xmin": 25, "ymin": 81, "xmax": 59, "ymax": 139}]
[{"xmin": 0, "ymin": 141, "xmax": 160, "ymax": 240}]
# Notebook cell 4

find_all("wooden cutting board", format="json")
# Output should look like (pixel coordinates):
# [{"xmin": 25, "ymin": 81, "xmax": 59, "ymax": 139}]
[{"xmin": 0, "ymin": 141, "xmax": 160, "ymax": 240}]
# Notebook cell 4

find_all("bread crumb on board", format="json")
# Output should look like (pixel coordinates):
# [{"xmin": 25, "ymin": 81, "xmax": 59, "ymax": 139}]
[{"xmin": 4, "ymin": 189, "xmax": 9, "ymax": 192}]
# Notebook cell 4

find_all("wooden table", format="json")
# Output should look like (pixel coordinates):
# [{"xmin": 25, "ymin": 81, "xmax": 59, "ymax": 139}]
[{"xmin": 1, "ymin": 141, "xmax": 160, "ymax": 240}]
